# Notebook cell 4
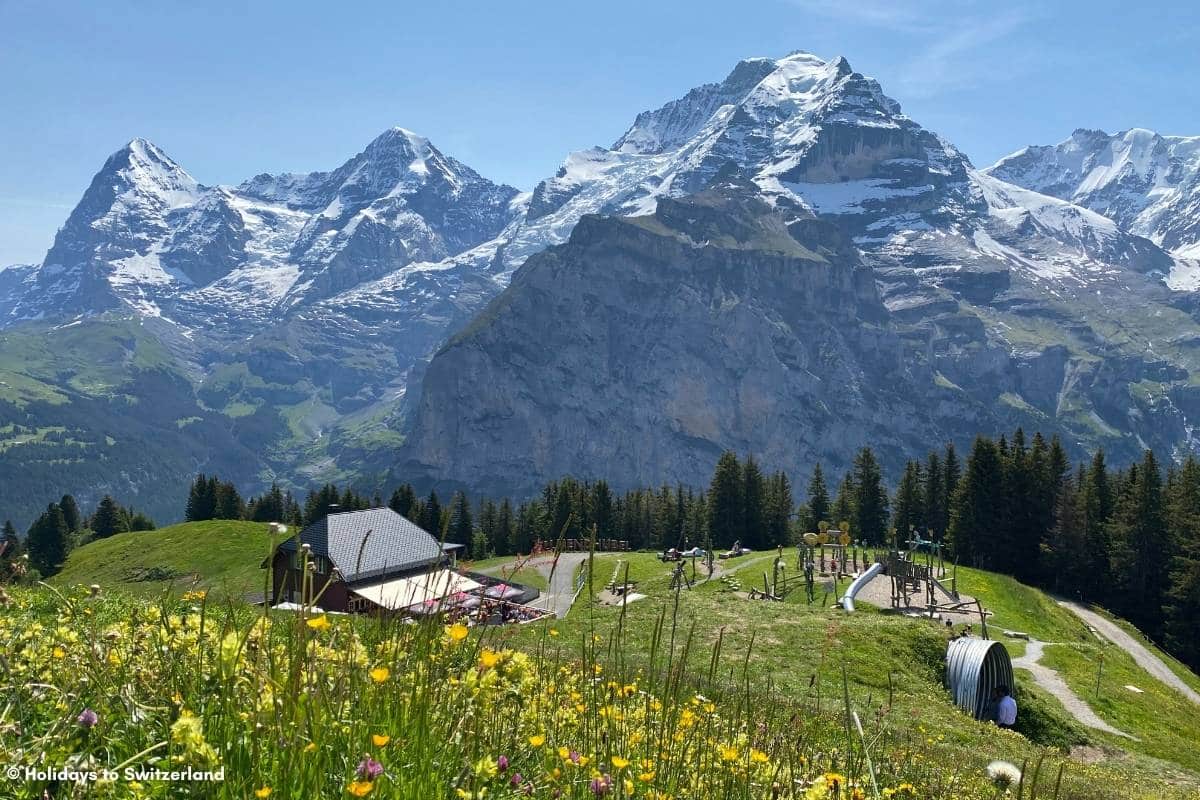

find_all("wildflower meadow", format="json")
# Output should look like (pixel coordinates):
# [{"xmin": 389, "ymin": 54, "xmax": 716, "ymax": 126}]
[{"xmin": 0, "ymin": 565, "xmax": 1195, "ymax": 799}]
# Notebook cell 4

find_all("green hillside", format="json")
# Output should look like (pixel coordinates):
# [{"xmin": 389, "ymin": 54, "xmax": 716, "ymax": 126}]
[
  {"xmin": 0, "ymin": 317, "xmax": 269, "ymax": 528},
  {"xmin": 41, "ymin": 531, "xmax": 1200, "ymax": 797},
  {"xmin": 496, "ymin": 552, "xmax": 1200, "ymax": 795},
  {"xmin": 51, "ymin": 520, "xmax": 281, "ymax": 598}
]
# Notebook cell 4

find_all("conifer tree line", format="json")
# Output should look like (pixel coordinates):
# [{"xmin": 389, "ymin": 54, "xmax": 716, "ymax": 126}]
[
  {"xmin": 3, "ymin": 493, "xmax": 155, "ymax": 579},
  {"xmin": 13, "ymin": 428, "xmax": 1199, "ymax": 670}
]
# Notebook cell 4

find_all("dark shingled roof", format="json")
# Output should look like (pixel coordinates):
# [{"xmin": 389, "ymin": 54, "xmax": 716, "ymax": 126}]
[{"xmin": 278, "ymin": 508, "xmax": 443, "ymax": 585}]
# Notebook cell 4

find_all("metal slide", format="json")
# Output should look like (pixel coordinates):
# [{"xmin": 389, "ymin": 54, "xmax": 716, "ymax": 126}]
[{"xmin": 840, "ymin": 562, "xmax": 884, "ymax": 612}]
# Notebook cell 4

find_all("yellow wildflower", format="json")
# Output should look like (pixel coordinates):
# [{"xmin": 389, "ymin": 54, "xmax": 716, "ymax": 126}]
[
  {"xmin": 369, "ymin": 666, "xmax": 390, "ymax": 684},
  {"xmin": 372, "ymin": 734, "xmax": 390, "ymax": 747},
  {"xmin": 479, "ymin": 649, "xmax": 501, "ymax": 669},
  {"xmin": 447, "ymin": 623, "xmax": 469, "ymax": 642},
  {"xmin": 529, "ymin": 734, "xmax": 546, "ymax": 747},
  {"xmin": 347, "ymin": 781, "xmax": 374, "ymax": 797},
  {"xmin": 612, "ymin": 755, "xmax": 630, "ymax": 769},
  {"xmin": 254, "ymin": 788, "xmax": 272, "ymax": 798},
  {"xmin": 306, "ymin": 615, "xmax": 331, "ymax": 632}
]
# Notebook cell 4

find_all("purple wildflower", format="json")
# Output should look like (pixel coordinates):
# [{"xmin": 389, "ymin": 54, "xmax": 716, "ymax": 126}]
[
  {"xmin": 77, "ymin": 709, "xmax": 98, "ymax": 728},
  {"xmin": 497, "ymin": 755, "xmax": 509, "ymax": 772},
  {"xmin": 590, "ymin": 774, "xmax": 613, "ymax": 796},
  {"xmin": 568, "ymin": 750, "xmax": 581, "ymax": 765},
  {"xmin": 356, "ymin": 756, "xmax": 384, "ymax": 780}
]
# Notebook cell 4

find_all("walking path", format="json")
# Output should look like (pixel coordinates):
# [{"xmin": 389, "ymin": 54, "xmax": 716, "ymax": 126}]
[
  {"xmin": 1011, "ymin": 639, "xmax": 1135, "ymax": 739},
  {"xmin": 475, "ymin": 553, "xmax": 589, "ymax": 618},
  {"xmin": 534, "ymin": 552, "xmax": 589, "ymax": 617},
  {"xmin": 1057, "ymin": 600, "xmax": 1200, "ymax": 707}
]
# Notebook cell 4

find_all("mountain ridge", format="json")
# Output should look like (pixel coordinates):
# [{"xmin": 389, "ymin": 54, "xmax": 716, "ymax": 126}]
[{"xmin": 4, "ymin": 51, "xmax": 1200, "ymax": 524}]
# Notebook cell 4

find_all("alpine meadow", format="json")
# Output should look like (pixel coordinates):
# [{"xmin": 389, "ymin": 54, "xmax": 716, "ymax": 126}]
[{"xmin": 3, "ymin": 3, "xmax": 1200, "ymax": 799}]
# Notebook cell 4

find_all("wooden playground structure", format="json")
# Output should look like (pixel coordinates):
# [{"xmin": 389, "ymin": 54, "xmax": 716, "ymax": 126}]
[{"xmin": 735, "ymin": 528, "xmax": 993, "ymax": 635}]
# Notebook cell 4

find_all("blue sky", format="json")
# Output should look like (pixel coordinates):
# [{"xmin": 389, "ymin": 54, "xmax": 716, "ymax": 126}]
[{"xmin": 1, "ymin": 0, "xmax": 1197, "ymax": 265}]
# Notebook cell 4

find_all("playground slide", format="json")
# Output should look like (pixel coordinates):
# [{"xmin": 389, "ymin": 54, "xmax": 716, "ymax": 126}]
[{"xmin": 840, "ymin": 562, "xmax": 884, "ymax": 612}]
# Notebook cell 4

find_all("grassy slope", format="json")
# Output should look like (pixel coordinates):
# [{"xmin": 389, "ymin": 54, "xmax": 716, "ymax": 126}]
[
  {"xmin": 0, "ymin": 317, "xmax": 173, "ymax": 407},
  {"xmin": 952, "ymin": 566, "xmax": 1200, "ymax": 778},
  {"xmin": 51, "ymin": 520, "xmax": 279, "ymax": 598},
  {"xmin": 488, "ymin": 553, "xmax": 1200, "ymax": 796},
  {"xmin": 48, "ymin": 535, "xmax": 1200, "ymax": 795}
]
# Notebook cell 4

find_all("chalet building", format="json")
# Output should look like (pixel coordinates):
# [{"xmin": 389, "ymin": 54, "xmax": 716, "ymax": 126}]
[{"xmin": 266, "ymin": 507, "xmax": 468, "ymax": 614}]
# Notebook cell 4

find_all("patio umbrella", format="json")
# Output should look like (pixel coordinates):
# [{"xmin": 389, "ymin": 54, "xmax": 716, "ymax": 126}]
[{"xmin": 485, "ymin": 583, "xmax": 523, "ymax": 600}]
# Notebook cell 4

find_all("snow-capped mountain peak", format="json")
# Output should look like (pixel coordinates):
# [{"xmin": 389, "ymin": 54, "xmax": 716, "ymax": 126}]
[
  {"xmin": 17, "ymin": 127, "xmax": 521, "ymax": 322},
  {"xmin": 987, "ymin": 127, "xmax": 1200, "ymax": 258},
  {"xmin": 115, "ymin": 138, "xmax": 201, "ymax": 205}
]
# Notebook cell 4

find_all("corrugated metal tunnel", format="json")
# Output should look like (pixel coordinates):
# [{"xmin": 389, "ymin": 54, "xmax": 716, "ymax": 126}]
[{"xmin": 945, "ymin": 638, "xmax": 1015, "ymax": 720}]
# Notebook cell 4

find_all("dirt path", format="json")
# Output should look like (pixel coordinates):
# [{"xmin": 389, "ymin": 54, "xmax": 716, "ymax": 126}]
[
  {"xmin": 1057, "ymin": 600, "xmax": 1200, "ymax": 706},
  {"xmin": 1012, "ymin": 639, "xmax": 1136, "ymax": 739}
]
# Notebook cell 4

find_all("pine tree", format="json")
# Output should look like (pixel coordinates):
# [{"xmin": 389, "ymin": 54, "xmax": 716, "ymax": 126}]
[
  {"xmin": 26, "ymin": 503, "xmax": 70, "ymax": 576},
  {"xmin": 802, "ymin": 464, "xmax": 830, "ymax": 534},
  {"xmin": 1081, "ymin": 449, "xmax": 1114, "ymax": 600},
  {"xmin": 852, "ymin": 447, "xmax": 889, "ymax": 544},
  {"xmin": 215, "ymin": 482, "xmax": 244, "ymax": 520},
  {"xmin": 92, "ymin": 495, "xmax": 129, "ymax": 539},
  {"xmin": 513, "ymin": 502, "xmax": 539, "ymax": 554},
  {"xmin": 479, "ymin": 499, "xmax": 498, "ymax": 552},
  {"xmin": 388, "ymin": 484, "xmax": 417, "ymax": 519},
  {"xmin": 303, "ymin": 484, "xmax": 340, "ymax": 526},
  {"xmin": 1164, "ymin": 458, "xmax": 1200, "ymax": 670},
  {"xmin": 923, "ymin": 451, "xmax": 947, "ymax": 541},
  {"xmin": 59, "ymin": 494, "xmax": 81, "ymax": 533},
  {"xmin": 742, "ymin": 456, "xmax": 767, "ymax": 550},
  {"xmin": 496, "ymin": 498, "xmax": 515, "ymax": 556},
  {"xmin": 763, "ymin": 471, "xmax": 793, "ymax": 547},
  {"xmin": 1108, "ymin": 451, "xmax": 1169, "ymax": 636},
  {"xmin": 449, "ymin": 491, "xmax": 474, "ymax": 550},
  {"xmin": 948, "ymin": 436, "xmax": 1005, "ymax": 568},
  {"xmin": 1043, "ymin": 472, "xmax": 1088, "ymax": 596},
  {"xmin": 707, "ymin": 452, "xmax": 743, "ymax": 549},
  {"xmin": 893, "ymin": 460, "xmax": 925, "ymax": 541},
  {"xmin": 250, "ymin": 483, "xmax": 285, "ymax": 522},
  {"xmin": 944, "ymin": 443, "xmax": 962, "ymax": 510},
  {"xmin": 186, "ymin": 474, "xmax": 217, "ymax": 521},
  {"xmin": 832, "ymin": 472, "xmax": 857, "ymax": 530},
  {"xmin": 1000, "ymin": 429, "xmax": 1034, "ymax": 579},
  {"xmin": 591, "ymin": 481, "xmax": 614, "ymax": 540},
  {"xmin": 418, "ymin": 491, "xmax": 442, "ymax": 536}
]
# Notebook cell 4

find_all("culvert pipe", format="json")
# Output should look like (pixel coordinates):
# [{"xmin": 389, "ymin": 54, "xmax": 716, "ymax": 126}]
[{"xmin": 945, "ymin": 637, "xmax": 1014, "ymax": 720}]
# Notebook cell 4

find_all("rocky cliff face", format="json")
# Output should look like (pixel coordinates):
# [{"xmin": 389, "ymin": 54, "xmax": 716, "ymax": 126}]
[
  {"xmin": 393, "ymin": 55, "xmax": 1200, "ymax": 493},
  {"xmin": 405, "ymin": 187, "xmax": 1171, "ymax": 493}
]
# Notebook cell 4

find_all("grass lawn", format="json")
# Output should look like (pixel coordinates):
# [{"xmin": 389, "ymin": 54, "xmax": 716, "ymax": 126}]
[
  {"xmin": 52, "ymin": 520, "xmax": 280, "ymax": 598},
  {"xmin": 1041, "ymin": 641, "xmax": 1200, "ymax": 775}
]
